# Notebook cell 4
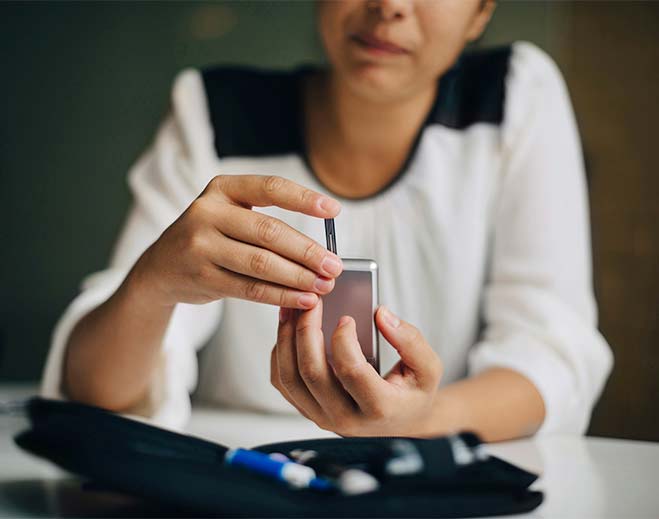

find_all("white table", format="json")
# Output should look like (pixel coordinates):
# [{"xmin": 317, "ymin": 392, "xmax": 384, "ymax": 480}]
[{"xmin": 1, "ymin": 384, "xmax": 658, "ymax": 518}]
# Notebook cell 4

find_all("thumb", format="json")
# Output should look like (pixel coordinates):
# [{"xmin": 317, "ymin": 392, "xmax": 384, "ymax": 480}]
[{"xmin": 375, "ymin": 306, "xmax": 442, "ymax": 387}]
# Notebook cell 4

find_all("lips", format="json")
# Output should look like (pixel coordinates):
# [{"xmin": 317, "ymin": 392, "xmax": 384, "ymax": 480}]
[{"xmin": 351, "ymin": 32, "xmax": 410, "ymax": 55}]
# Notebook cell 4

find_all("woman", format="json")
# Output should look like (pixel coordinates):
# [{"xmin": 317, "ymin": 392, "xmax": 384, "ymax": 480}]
[{"xmin": 43, "ymin": 0, "xmax": 612, "ymax": 441}]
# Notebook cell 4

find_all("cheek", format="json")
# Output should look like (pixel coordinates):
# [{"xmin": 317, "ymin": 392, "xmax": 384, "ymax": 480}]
[
  {"xmin": 415, "ymin": 8, "xmax": 474, "ymax": 78},
  {"xmin": 317, "ymin": 0, "xmax": 356, "ymax": 64}
]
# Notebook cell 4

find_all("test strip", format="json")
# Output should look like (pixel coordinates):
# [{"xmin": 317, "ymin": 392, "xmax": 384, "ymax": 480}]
[{"xmin": 324, "ymin": 218, "xmax": 337, "ymax": 254}]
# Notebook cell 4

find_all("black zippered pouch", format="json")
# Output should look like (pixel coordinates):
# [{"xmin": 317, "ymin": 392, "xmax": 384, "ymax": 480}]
[{"xmin": 14, "ymin": 397, "xmax": 543, "ymax": 517}]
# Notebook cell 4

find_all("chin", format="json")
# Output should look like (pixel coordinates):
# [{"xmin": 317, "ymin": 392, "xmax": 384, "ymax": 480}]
[{"xmin": 342, "ymin": 62, "xmax": 412, "ymax": 103}]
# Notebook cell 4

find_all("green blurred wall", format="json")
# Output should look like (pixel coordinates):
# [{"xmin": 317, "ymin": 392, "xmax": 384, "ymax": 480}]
[{"xmin": 0, "ymin": 1, "xmax": 323, "ymax": 380}]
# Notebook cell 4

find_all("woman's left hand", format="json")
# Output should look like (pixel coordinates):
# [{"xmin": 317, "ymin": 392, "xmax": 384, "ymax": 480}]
[{"xmin": 270, "ymin": 300, "xmax": 443, "ymax": 437}]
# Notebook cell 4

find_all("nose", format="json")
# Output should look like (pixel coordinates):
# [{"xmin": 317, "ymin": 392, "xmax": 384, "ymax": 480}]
[{"xmin": 366, "ymin": 0, "xmax": 412, "ymax": 21}]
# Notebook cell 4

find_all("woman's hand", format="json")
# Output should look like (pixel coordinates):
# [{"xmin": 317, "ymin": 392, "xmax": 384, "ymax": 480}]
[
  {"xmin": 271, "ymin": 300, "xmax": 443, "ymax": 437},
  {"xmin": 130, "ymin": 174, "xmax": 344, "ymax": 309}
]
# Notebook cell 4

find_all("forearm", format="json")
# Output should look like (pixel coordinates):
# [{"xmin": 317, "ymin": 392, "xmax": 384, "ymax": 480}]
[
  {"xmin": 422, "ymin": 367, "xmax": 546, "ymax": 442},
  {"xmin": 63, "ymin": 262, "xmax": 175, "ymax": 412}
]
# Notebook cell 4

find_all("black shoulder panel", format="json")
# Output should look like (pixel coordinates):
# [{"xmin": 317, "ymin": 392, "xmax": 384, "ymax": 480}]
[
  {"xmin": 201, "ymin": 45, "xmax": 512, "ymax": 159},
  {"xmin": 201, "ymin": 66, "xmax": 302, "ymax": 158},
  {"xmin": 430, "ymin": 44, "xmax": 512, "ymax": 129}
]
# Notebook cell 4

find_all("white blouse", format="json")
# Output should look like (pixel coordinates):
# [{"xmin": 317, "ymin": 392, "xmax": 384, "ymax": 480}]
[{"xmin": 42, "ymin": 41, "xmax": 612, "ymax": 434}]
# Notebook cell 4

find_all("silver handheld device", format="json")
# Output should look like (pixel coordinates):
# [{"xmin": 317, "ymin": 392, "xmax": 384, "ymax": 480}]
[{"xmin": 323, "ymin": 219, "xmax": 380, "ymax": 374}]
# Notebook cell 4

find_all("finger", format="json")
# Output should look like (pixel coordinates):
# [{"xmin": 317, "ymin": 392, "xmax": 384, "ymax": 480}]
[
  {"xmin": 330, "ymin": 316, "xmax": 390, "ymax": 415},
  {"xmin": 211, "ymin": 232, "xmax": 336, "ymax": 296},
  {"xmin": 209, "ymin": 174, "xmax": 341, "ymax": 218},
  {"xmin": 275, "ymin": 308, "xmax": 326, "ymax": 420},
  {"xmin": 295, "ymin": 300, "xmax": 357, "ymax": 420},
  {"xmin": 375, "ymin": 306, "xmax": 443, "ymax": 389},
  {"xmin": 270, "ymin": 335, "xmax": 312, "ymax": 420},
  {"xmin": 213, "ymin": 266, "xmax": 319, "ymax": 309},
  {"xmin": 215, "ymin": 205, "xmax": 343, "ymax": 279}
]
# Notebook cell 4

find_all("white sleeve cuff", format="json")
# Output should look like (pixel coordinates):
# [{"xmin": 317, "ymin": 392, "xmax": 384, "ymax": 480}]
[
  {"xmin": 469, "ymin": 334, "xmax": 580, "ymax": 435},
  {"xmin": 40, "ymin": 269, "xmax": 212, "ymax": 431},
  {"xmin": 41, "ymin": 269, "xmax": 126, "ymax": 402},
  {"xmin": 468, "ymin": 287, "xmax": 613, "ymax": 435}
]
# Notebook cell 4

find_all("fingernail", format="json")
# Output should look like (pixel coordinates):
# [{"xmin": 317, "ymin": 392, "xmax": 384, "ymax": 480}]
[
  {"xmin": 318, "ymin": 197, "xmax": 341, "ymax": 214},
  {"xmin": 313, "ymin": 276, "xmax": 333, "ymax": 293},
  {"xmin": 279, "ymin": 307, "xmax": 289, "ymax": 323},
  {"xmin": 321, "ymin": 255, "xmax": 343, "ymax": 277},
  {"xmin": 338, "ymin": 315, "xmax": 352, "ymax": 327},
  {"xmin": 382, "ymin": 306, "xmax": 400, "ymax": 328},
  {"xmin": 298, "ymin": 293, "xmax": 317, "ymax": 308}
]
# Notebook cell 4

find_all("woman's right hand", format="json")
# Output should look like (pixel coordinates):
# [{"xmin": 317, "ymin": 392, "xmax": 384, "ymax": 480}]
[{"xmin": 130, "ymin": 174, "xmax": 343, "ymax": 309}]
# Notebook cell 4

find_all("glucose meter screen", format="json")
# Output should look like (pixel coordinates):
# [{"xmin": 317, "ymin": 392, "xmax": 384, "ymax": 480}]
[{"xmin": 322, "ymin": 270, "xmax": 374, "ymax": 363}]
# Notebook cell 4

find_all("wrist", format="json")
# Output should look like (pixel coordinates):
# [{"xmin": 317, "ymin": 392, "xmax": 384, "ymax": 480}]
[
  {"xmin": 122, "ymin": 253, "xmax": 177, "ymax": 311},
  {"xmin": 420, "ymin": 388, "xmax": 469, "ymax": 437}
]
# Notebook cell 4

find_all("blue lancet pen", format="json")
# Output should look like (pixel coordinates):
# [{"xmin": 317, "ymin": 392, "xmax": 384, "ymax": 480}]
[{"xmin": 225, "ymin": 448, "xmax": 333, "ymax": 490}]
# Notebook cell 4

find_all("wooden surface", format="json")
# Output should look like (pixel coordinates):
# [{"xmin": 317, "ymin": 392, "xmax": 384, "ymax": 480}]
[
  {"xmin": 557, "ymin": 2, "xmax": 659, "ymax": 441},
  {"xmin": 480, "ymin": 1, "xmax": 659, "ymax": 441}
]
